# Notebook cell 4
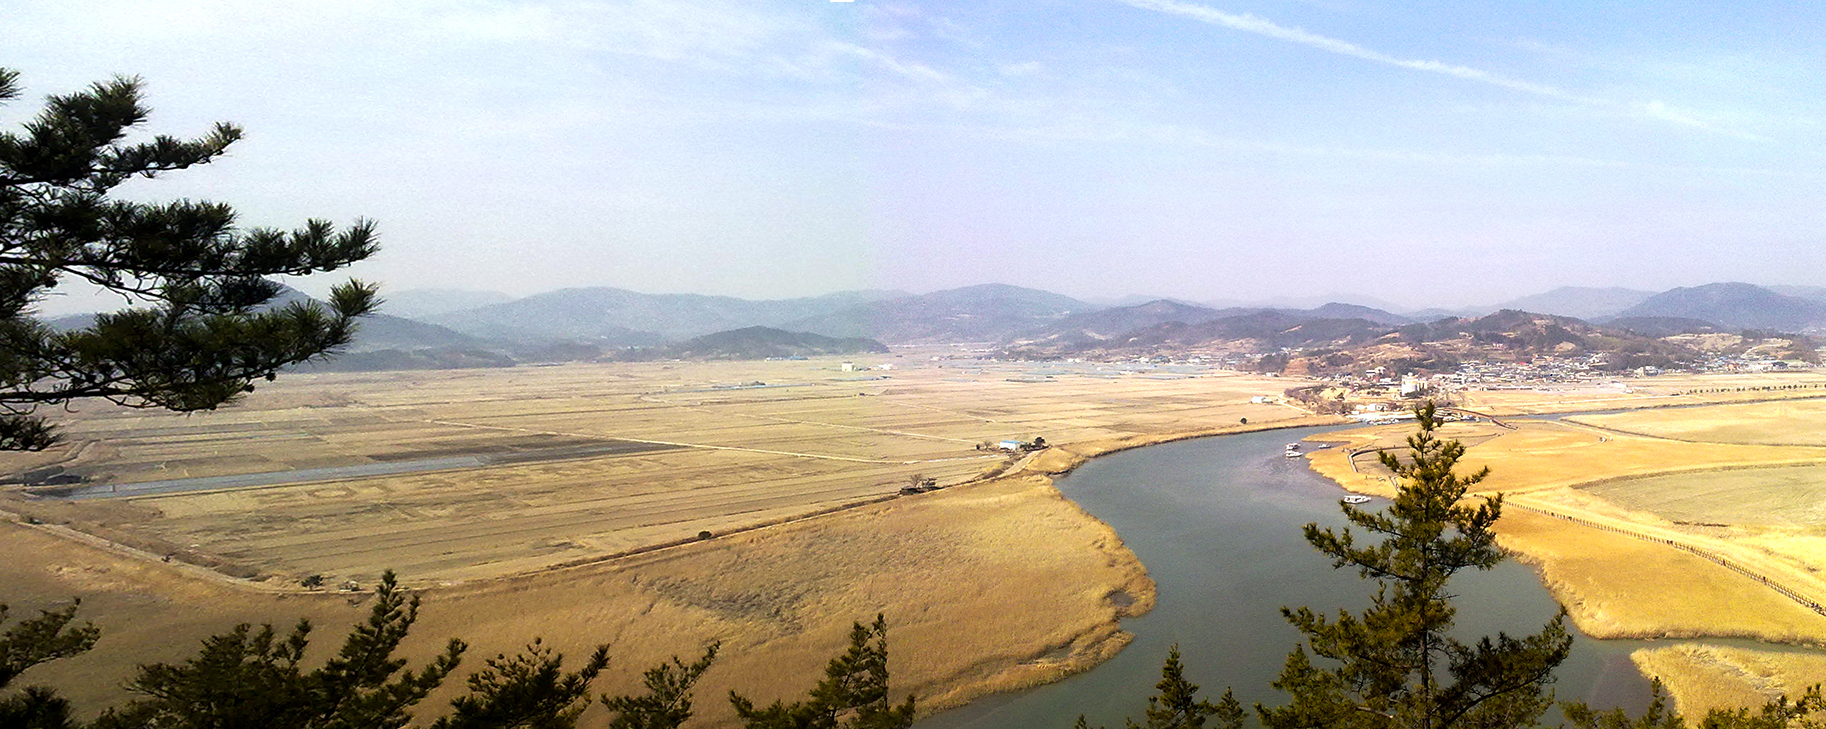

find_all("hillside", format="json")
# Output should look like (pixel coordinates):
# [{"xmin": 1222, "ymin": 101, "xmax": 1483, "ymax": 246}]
[
  {"xmin": 623, "ymin": 326, "xmax": 889, "ymax": 361},
  {"xmin": 1305, "ymin": 302, "xmax": 1413, "ymax": 326},
  {"xmin": 1010, "ymin": 299, "xmax": 1227, "ymax": 348},
  {"xmin": 1614, "ymin": 283, "xmax": 1826, "ymax": 332},
  {"xmin": 785, "ymin": 284, "xmax": 1093, "ymax": 343},
  {"xmin": 429, "ymin": 288, "xmax": 905, "ymax": 343},
  {"xmin": 1490, "ymin": 286, "xmax": 1656, "ymax": 320},
  {"xmin": 380, "ymin": 288, "xmax": 514, "ymax": 319},
  {"xmin": 43, "ymin": 292, "xmax": 479, "ymax": 356}
]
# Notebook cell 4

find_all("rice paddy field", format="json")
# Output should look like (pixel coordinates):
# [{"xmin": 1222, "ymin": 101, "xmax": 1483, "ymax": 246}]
[{"xmin": 1, "ymin": 356, "xmax": 1304, "ymax": 585}]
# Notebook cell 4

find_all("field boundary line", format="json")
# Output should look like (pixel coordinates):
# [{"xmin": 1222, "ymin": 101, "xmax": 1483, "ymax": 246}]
[
  {"xmin": 1559, "ymin": 415, "xmax": 1826, "ymax": 449},
  {"xmin": 1507, "ymin": 502, "xmax": 1826, "ymax": 619}
]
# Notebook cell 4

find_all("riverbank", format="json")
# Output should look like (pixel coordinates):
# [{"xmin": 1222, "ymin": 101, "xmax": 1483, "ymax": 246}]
[{"xmin": 1302, "ymin": 416, "xmax": 1826, "ymax": 718}]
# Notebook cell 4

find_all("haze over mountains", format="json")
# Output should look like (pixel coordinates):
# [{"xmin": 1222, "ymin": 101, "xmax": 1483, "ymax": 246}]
[{"xmin": 75, "ymin": 280, "xmax": 1820, "ymax": 372}]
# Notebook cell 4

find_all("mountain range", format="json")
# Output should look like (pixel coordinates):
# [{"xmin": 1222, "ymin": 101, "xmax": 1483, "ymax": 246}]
[
  {"xmin": 426, "ymin": 287, "xmax": 907, "ymax": 344},
  {"xmin": 38, "ymin": 281, "xmax": 1826, "ymax": 371}
]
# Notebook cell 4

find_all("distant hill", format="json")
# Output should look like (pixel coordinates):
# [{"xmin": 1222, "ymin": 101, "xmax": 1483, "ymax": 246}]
[
  {"xmin": 1305, "ymin": 302, "xmax": 1412, "ymax": 327},
  {"xmin": 42, "ymin": 289, "xmax": 479, "ymax": 355},
  {"xmin": 1012, "ymin": 299, "xmax": 1227, "ymax": 348},
  {"xmin": 1003, "ymin": 305, "xmax": 1706, "ymax": 374},
  {"xmin": 1008, "ymin": 301, "xmax": 1411, "ymax": 355},
  {"xmin": 344, "ymin": 313, "xmax": 479, "ymax": 352},
  {"xmin": 1387, "ymin": 309, "xmax": 1699, "ymax": 371},
  {"xmin": 1614, "ymin": 283, "xmax": 1826, "ymax": 332},
  {"xmin": 785, "ymin": 284, "xmax": 1094, "ymax": 343},
  {"xmin": 1605, "ymin": 316, "xmax": 1720, "ymax": 337},
  {"xmin": 627, "ymin": 326, "xmax": 889, "ymax": 361},
  {"xmin": 1231, "ymin": 294, "xmax": 1410, "ymax": 312},
  {"xmin": 1080, "ymin": 294, "xmax": 1205, "ymax": 308},
  {"xmin": 1489, "ymin": 286, "xmax": 1656, "ymax": 321},
  {"xmin": 1768, "ymin": 285, "xmax": 1826, "ymax": 302},
  {"xmin": 429, "ymin": 288, "xmax": 905, "ymax": 343},
  {"xmin": 1402, "ymin": 307, "xmax": 1486, "ymax": 322},
  {"xmin": 295, "ymin": 348, "xmax": 516, "ymax": 373},
  {"xmin": 381, "ymin": 288, "xmax": 514, "ymax": 319},
  {"xmin": 1030, "ymin": 309, "xmax": 1388, "ymax": 355}
]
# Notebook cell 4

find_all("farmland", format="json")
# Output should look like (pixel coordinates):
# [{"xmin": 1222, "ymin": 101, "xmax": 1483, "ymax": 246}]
[
  {"xmin": 2, "ymin": 356, "xmax": 1304, "ymax": 585},
  {"xmin": 1, "ymin": 355, "xmax": 1320, "ymax": 721}
]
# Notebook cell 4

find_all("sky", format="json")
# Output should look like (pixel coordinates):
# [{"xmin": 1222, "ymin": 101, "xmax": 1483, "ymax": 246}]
[{"xmin": 5, "ymin": 0, "xmax": 1824, "ymax": 312}]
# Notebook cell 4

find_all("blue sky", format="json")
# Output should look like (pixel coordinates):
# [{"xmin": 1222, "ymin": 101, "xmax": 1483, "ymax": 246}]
[{"xmin": 5, "ymin": 0, "xmax": 1823, "ymax": 311}]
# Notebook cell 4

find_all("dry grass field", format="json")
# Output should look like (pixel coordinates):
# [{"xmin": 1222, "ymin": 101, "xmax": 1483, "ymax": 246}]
[
  {"xmin": 1304, "ymin": 400, "xmax": 1826, "ymax": 717},
  {"xmin": 1567, "ymin": 399, "xmax": 1826, "ymax": 447},
  {"xmin": 1, "ymin": 354, "xmax": 1321, "ymax": 722},
  {"xmin": 1632, "ymin": 644, "xmax": 1826, "ymax": 715},
  {"xmin": 1582, "ymin": 465, "xmax": 1826, "ymax": 527},
  {"xmin": 2, "ymin": 356, "xmax": 1304, "ymax": 585},
  {"xmin": 1, "ymin": 465, "xmax": 1155, "ymax": 725},
  {"xmin": 1452, "ymin": 371, "xmax": 1826, "ymax": 415}
]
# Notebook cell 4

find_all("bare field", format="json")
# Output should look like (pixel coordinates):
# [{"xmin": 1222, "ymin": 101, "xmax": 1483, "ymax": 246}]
[
  {"xmin": 2, "ymin": 357, "xmax": 1308, "ymax": 585},
  {"xmin": 2, "ymin": 466, "xmax": 1154, "ymax": 725},
  {"xmin": 1452, "ymin": 371, "xmax": 1826, "ymax": 416},
  {"xmin": 1583, "ymin": 464, "xmax": 1826, "ymax": 527},
  {"xmin": 1306, "ymin": 420, "xmax": 1826, "ymax": 498},
  {"xmin": 1567, "ymin": 398, "xmax": 1826, "ymax": 447}
]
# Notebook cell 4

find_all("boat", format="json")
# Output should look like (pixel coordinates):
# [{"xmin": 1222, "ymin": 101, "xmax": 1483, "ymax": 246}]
[
  {"xmin": 1342, "ymin": 494, "xmax": 1372, "ymax": 504},
  {"xmin": 1284, "ymin": 450, "xmax": 1302, "ymax": 458}
]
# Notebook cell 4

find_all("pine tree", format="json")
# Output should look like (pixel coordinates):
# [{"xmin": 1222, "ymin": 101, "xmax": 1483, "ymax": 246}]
[
  {"xmin": 431, "ymin": 640, "xmax": 610, "ymax": 729},
  {"xmin": 601, "ymin": 643, "xmax": 720, "ymax": 729},
  {"xmin": 91, "ymin": 572, "xmax": 465, "ymax": 729},
  {"xmin": 0, "ymin": 601, "xmax": 98, "ymax": 729},
  {"xmin": 730, "ymin": 615, "xmax": 916, "ymax": 729},
  {"xmin": 1076, "ymin": 645, "xmax": 1244, "ymax": 729},
  {"xmin": 1258, "ymin": 402, "xmax": 1573, "ymax": 729},
  {"xmin": 0, "ymin": 67, "xmax": 377, "ymax": 451}
]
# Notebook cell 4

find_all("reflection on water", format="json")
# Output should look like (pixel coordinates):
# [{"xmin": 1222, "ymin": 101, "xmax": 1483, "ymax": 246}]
[{"xmin": 920, "ymin": 426, "xmax": 1653, "ymax": 729}]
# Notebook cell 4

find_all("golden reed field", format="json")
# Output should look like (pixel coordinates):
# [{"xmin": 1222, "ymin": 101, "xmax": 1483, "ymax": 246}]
[
  {"xmin": 1308, "ymin": 376, "xmax": 1826, "ymax": 717},
  {"xmin": 8, "ymin": 356, "xmax": 1826, "ymax": 722},
  {"xmin": 0, "ymin": 355, "xmax": 1314, "ymax": 724}
]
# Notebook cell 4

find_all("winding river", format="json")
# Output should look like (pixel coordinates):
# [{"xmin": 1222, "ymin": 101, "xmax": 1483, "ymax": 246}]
[{"xmin": 920, "ymin": 425, "xmax": 1658, "ymax": 728}]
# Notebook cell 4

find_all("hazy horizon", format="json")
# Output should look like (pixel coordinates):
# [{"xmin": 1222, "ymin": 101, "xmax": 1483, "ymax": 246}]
[{"xmin": 7, "ymin": 1, "xmax": 1823, "ymax": 313}]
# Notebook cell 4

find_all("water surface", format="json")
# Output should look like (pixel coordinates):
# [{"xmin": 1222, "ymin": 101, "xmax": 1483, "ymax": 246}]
[{"xmin": 920, "ymin": 426, "xmax": 1654, "ymax": 728}]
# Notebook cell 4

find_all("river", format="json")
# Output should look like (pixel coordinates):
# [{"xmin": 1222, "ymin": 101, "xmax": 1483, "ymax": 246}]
[{"xmin": 920, "ymin": 425, "xmax": 1658, "ymax": 728}]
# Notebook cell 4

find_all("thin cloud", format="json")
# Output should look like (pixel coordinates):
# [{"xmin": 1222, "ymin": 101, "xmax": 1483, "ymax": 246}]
[{"xmin": 1113, "ymin": 0, "xmax": 1757, "ymax": 139}]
